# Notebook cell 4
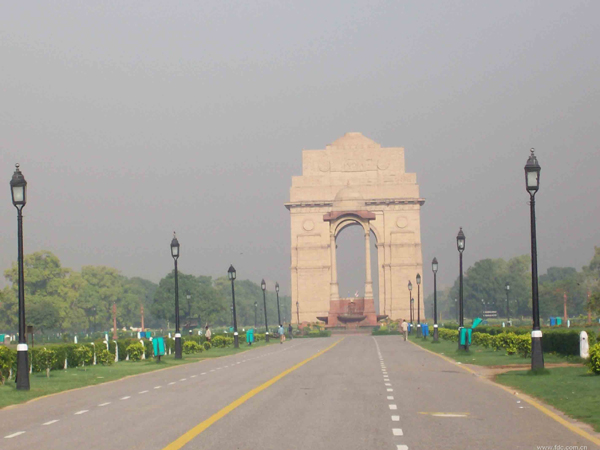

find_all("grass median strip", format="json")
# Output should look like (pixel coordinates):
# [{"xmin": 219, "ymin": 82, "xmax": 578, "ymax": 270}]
[{"xmin": 162, "ymin": 338, "xmax": 343, "ymax": 450}]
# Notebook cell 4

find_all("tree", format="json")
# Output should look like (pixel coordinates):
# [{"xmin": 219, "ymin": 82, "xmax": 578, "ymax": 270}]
[{"xmin": 151, "ymin": 271, "xmax": 226, "ymax": 328}]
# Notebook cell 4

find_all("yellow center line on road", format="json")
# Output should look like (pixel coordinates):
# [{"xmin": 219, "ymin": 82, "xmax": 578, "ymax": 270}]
[{"xmin": 162, "ymin": 338, "xmax": 344, "ymax": 450}]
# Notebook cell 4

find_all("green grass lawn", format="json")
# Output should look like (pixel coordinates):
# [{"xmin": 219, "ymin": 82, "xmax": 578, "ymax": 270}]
[
  {"xmin": 496, "ymin": 367, "xmax": 600, "ymax": 432},
  {"xmin": 0, "ymin": 340, "xmax": 277, "ymax": 409},
  {"xmin": 407, "ymin": 335, "xmax": 583, "ymax": 366}
]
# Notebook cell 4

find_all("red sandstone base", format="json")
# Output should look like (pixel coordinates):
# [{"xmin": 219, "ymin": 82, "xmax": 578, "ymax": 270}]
[{"xmin": 324, "ymin": 298, "xmax": 379, "ymax": 328}]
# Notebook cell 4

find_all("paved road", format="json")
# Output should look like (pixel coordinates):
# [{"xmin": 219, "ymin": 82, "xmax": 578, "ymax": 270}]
[{"xmin": 0, "ymin": 336, "xmax": 596, "ymax": 450}]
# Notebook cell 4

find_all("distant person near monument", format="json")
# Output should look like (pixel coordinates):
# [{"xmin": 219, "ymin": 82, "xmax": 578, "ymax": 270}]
[
  {"xmin": 278, "ymin": 324, "xmax": 285, "ymax": 344},
  {"xmin": 401, "ymin": 320, "xmax": 408, "ymax": 341},
  {"xmin": 205, "ymin": 326, "xmax": 211, "ymax": 342}
]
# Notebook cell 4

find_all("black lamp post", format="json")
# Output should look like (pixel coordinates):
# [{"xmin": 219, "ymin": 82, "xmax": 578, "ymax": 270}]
[
  {"xmin": 505, "ymin": 282, "xmax": 510, "ymax": 325},
  {"xmin": 410, "ymin": 298, "xmax": 414, "ymax": 331},
  {"xmin": 408, "ymin": 281, "xmax": 413, "ymax": 325},
  {"xmin": 296, "ymin": 300, "xmax": 299, "ymax": 325},
  {"xmin": 432, "ymin": 257, "xmax": 439, "ymax": 342},
  {"xmin": 11, "ymin": 164, "xmax": 29, "ymax": 390},
  {"xmin": 170, "ymin": 232, "xmax": 182, "ymax": 359},
  {"xmin": 261, "ymin": 279, "xmax": 269, "ymax": 342},
  {"xmin": 454, "ymin": 299, "xmax": 458, "ymax": 323},
  {"xmin": 457, "ymin": 227, "xmax": 467, "ymax": 351},
  {"xmin": 525, "ymin": 149, "xmax": 544, "ymax": 370},
  {"xmin": 254, "ymin": 301, "xmax": 258, "ymax": 329},
  {"xmin": 275, "ymin": 282, "xmax": 281, "ymax": 326},
  {"xmin": 416, "ymin": 273, "xmax": 422, "ymax": 337},
  {"xmin": 227, "ymin": 265, "xmax": 239, "ymax": 348}
]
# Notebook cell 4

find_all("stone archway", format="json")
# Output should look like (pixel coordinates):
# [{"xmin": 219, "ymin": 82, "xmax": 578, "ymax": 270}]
[{"xmin": 285, "ymin": 132, "xmax": 425, "ymax": 328}]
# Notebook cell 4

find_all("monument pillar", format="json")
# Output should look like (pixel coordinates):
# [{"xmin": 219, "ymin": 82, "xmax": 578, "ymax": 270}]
[
  {"xmin": 330, "ymin": 232, "xmax": 339, "ymax": 301},
  {"xmin": 364, "ymin": 227, "xmax": 373, "ymax": 299}
]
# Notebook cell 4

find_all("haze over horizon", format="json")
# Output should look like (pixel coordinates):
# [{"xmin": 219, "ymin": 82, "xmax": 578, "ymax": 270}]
[{"xmin": 1, "ymin": 1, "xmax": 599, "ymax": 298}]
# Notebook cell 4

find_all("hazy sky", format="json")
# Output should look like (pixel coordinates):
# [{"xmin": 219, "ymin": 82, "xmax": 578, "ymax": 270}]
[{"xmin": 1, "ymin": 1, "xmax": 599, "ymax": 299}]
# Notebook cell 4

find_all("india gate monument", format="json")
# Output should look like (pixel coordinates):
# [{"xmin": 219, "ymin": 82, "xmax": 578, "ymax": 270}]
[{"xmin": 286, "ymin": 132, "xmax": 425, "ymax": 328}]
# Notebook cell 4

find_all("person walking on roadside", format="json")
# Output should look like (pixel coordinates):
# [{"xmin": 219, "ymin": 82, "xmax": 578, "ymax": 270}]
[
  {"xmin": 278, "ymin": 324, "xmax": 285, "ymax": 344},
  {"xmin": 288, "ymin": 323, "xmax": 293, "ymax": 340},
  {"xmin": 205, "ymin": 325, "xmax": 212, "ymax": 342},
  {"xmin": 401, "ymin": 319, "xmax": 408, "ymax": 341}
]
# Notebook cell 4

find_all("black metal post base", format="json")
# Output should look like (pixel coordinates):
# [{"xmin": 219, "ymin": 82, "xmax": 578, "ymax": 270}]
[
  {"xmin": 531, "ymin": 335, "xmax": 544, "ymax": 371},
  {"xmin": 234, "ymin": 332, "xmax": 239, "ymax": 349},
  {"xmin": 433, "ymin": 325, "xmax": 439, "ymax": 342},
  {"xmin": 16, "ymin": 348, "xmax": 30, "ymax": 390},
  {"xmin": 265, "ymin": 332, "xmax": 270, "ymax": 343},
  {"xmin": 174, "ymin": 336, "xmax": 182, "ymax": 359}
]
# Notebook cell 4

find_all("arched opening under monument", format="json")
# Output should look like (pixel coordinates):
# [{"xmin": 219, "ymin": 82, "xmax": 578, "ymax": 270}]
[{"xmin": 336, "ymin": 225, "xmax": 379, "ymax": 314}]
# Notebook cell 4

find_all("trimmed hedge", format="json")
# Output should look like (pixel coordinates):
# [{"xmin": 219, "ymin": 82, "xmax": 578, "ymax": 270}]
[
  {"xmin": 589, "ymin": 344, "xmax": 600, "ymax": 375},
  {"xmin": 439, "ymin": 327, "xmax": 597, "ymax": 357}
]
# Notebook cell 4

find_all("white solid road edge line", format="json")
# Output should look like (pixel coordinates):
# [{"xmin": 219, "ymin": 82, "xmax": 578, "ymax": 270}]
[{"xmin": 5, "ymin": 431, "xmax": 25, "ymax": 438}]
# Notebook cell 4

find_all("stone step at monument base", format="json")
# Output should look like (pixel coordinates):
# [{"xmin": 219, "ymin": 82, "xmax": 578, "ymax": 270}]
[{"xmin": 329, "ymin": 326, "xmax": 377, "ymax": 335}]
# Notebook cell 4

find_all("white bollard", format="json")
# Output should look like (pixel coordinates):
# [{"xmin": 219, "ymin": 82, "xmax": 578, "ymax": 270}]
[
  {"xmin": 114, "ymin": 340, "xmax": 119, "ymax": 362},
  {"xmin": 140, "ymin": 339, "xmax": 146, "ymax": 360},
  {"xmin": 137, "ymin": 332, "xmax": 141, "ymax": 339},
  {"xmin": 580, "ymin": 331, "xmax": 590, "ymax": 359},
  {"xmin": 64, "ymin": 358, "xmax": 68, "ymax": 370},
  {"xmin": 74, "ymin": 336, "xmax": 78, "ymax": 344},
  {"xmin": 103, "ymin": 340, "xmax": 109, "ymax": 351},
  {"xmin": 502, "ymin": 322, "xmax": 505, "ymax": 328},
  {"xmin": 91, "ymin": 343, "xmax": 96, "ymax": 365},
  {"xmin": 567, "ymin": 319, "xmax": 571, "ymax": 328}
]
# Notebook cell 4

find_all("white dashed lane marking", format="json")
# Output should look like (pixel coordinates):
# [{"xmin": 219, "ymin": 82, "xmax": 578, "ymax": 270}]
[
  {"xmin": 389, "ymin": 405, "xmax": 397, "ymax": 410},
  {"xmin": 387, "ymin": 388, "xmax": 393, "ymax": 392},
  {"xmin": 392, "ymin": 416, "xmax": 400, "ymax": 422},
  {"xmin": 180, "ymin": 378, "xmax": 187, "ymax": 381},
  {"xmin": 397, "ymin": 446, "xmax": 409, "ymax": 450},
  {"xmin": 4, "ymin": 431, "xmax": 25, "ymax": 439},
  {"xmin": 43, "ymin": 420, "xmax": 59, "ymax": 426},
  {"xmin": 168, "ymin": 382, "xmax": 176, "ymax": 385},
  {"xmin": 154, "ymin": 386, "xmax": 162, "ymax": 389},
  {"xmin": 387, "ymin": 396, "xmax": 394, "ymax": 400},
  {"xmin": 393, "ymin": 428, "xmax": 404, "ymax": 436},
  {"xmin": 120, "ymin": 396, "xmax": 131, "ymax": 400},
  {"xmin": 74, "ymin": 410, "xmax": 89, "ymax": 415},
  {"xmin": 99, "ymin": 402, "xmax": 111, "ymax": 407},
  {"xmin": 191, "ymin": 375, "xmax": 197, "ymax": 378},
  {"xmin": 139, "ymin": 390, "xmax": 149, "ymax": 394}
]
